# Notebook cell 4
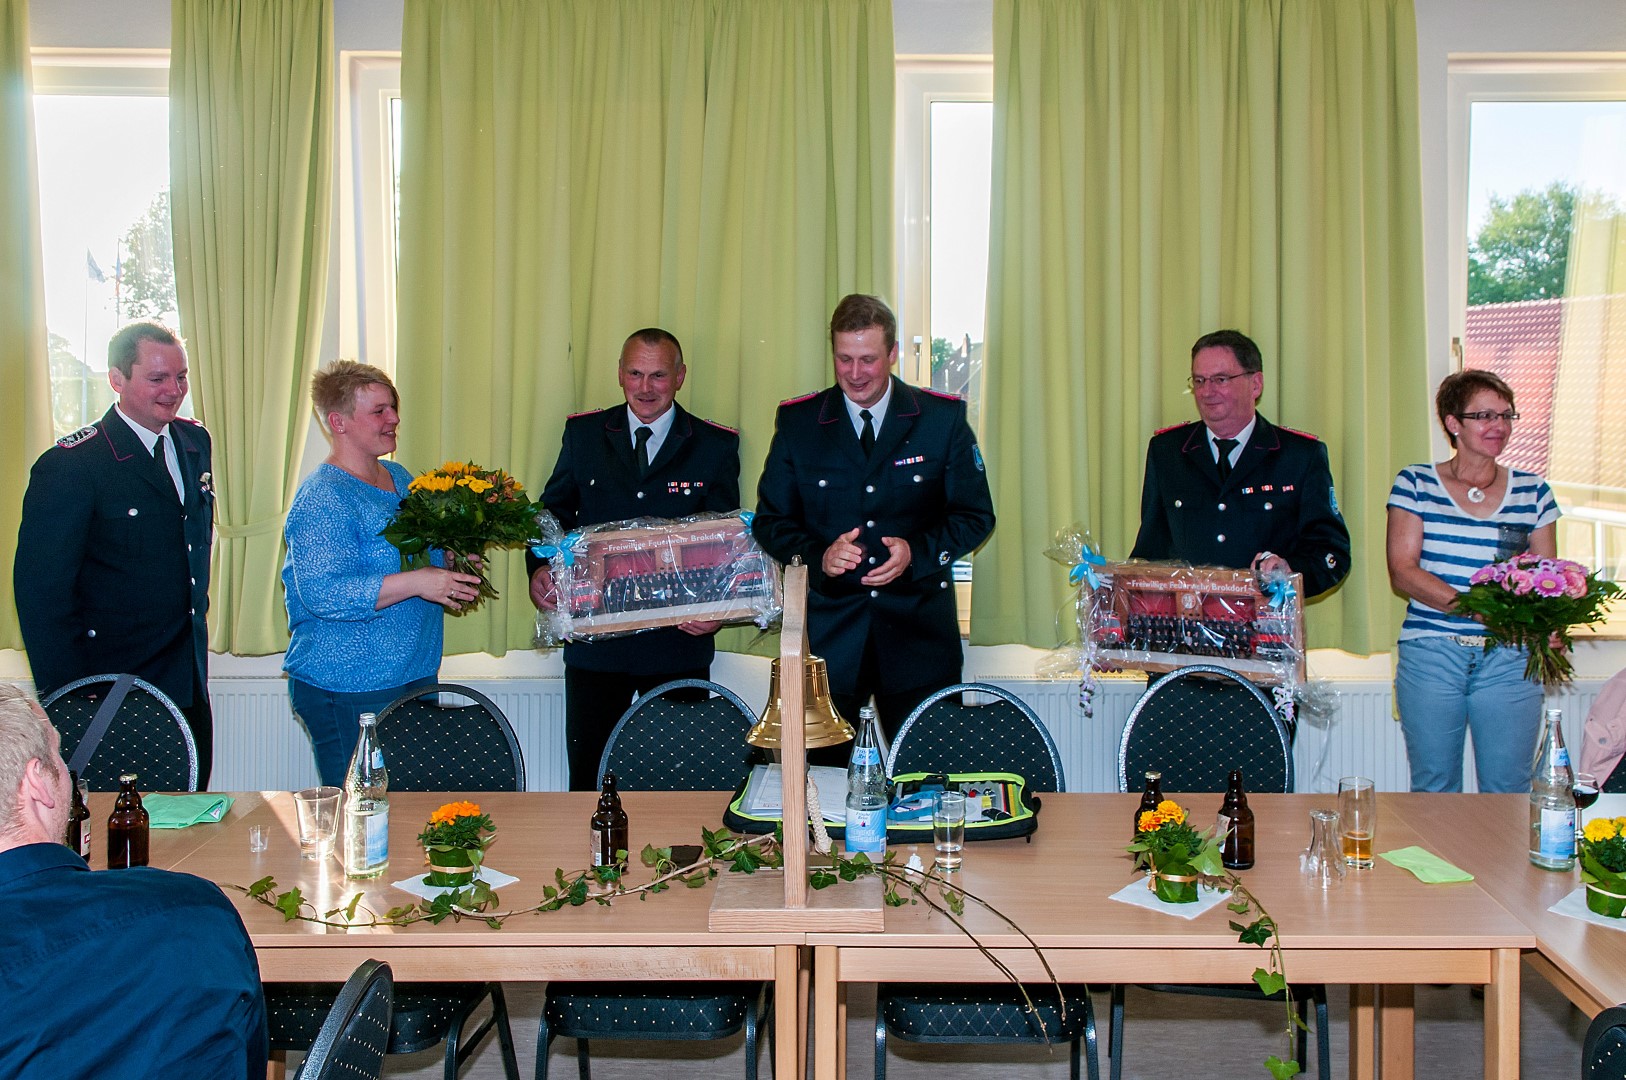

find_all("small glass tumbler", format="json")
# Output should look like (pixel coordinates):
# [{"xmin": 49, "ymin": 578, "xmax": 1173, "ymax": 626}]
[
  {"xmin": 1300, "ymin": 809, "xmax": 1345, "ymax": 888},
  {"xmin": 294, "ymin": 785, "xmax": 342, "ymax": 860},
  {"xmin": 933, "ymin": 790, "xmax": 967, "ymax": 871},
  {"xmin": 248, "ymin": 824, "xmax": 269, "ymax": 853}
]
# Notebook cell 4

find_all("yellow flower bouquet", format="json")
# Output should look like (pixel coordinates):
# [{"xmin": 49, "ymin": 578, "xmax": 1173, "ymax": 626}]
[
  {"xmin": 1580, "ymin": 815, "xmax": 1626, "ymax": 918},
  {"xmin": 382, "ymin": 461, "xmax": 539, "ymax": 615},
  {"xmin": 1127, "ymin": 799, "xmax": 1224, "ymax": 904},
  {"xmin": 417, "ymin": 801, "xmax": 496, "ymax": 888}
]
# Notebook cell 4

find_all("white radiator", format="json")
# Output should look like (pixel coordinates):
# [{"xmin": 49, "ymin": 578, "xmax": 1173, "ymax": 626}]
[{"xmin": 208, "ymin": 674, "xmax": 1609, "ymax": 795}]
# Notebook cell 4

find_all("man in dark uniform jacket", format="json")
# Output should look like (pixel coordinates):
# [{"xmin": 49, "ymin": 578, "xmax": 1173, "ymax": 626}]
[
  {"xmin": 1130, "ymin": 328, "xmax": 1351, "ymax": 599},
  {"xmin": 14, "ymin": 322, "xmax": 216, "ymax": 782},
  {"xmin": 753, "ymin": 294, "xmax": 996, "ymax": 742},
  {"xmin": 528, "ymin": 328, "xmax": 742, "ymax": 789}
]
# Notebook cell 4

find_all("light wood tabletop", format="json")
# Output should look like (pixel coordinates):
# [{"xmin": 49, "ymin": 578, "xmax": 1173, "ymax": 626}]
[
  {"xmin": 805, "ymin": 792, "xmax": 1534, "ymax": 1080},
  {"xmin": 1388, "ymin": 792, "xmax": 1626, "ymax": 1019}
]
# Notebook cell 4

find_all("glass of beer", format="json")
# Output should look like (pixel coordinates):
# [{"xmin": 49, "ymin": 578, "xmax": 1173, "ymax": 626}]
[{"xmin": 1337, "ymin": 776, "xmax": 1376, "ymax": 869}]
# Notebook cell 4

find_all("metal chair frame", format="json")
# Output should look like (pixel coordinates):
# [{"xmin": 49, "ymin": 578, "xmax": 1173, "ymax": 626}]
[
  {"xmin": 887, "ymin": 682, "xmax": 1065, "ymax": 792},
  {"xmin": 1585, "ymin": 1003, "xmax": 1626, "ymax": 1079},
  {"xmin": 1117, "ymin": 664, "xmax": 1294, "ymax": 793},
  {"xmin": 596, "ymin": 678, "xmax": 760, "ymax": 790},
  {"xmin": 377, "ymin": 682, "xmax": 528, "ymax": 791},
  {"xmin": 294, "ymin": 959, "xmax": 394, "ymax": 1080},
  {"xmin": 42, "ymin": 673, "xmax": 199, "ymax": 791}
]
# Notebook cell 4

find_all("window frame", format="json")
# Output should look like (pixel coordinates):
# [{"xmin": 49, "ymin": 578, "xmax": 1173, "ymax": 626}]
[
  {"xmin": 338, "ymin": 51, "xmax": 403, "ymax": 373},
  {"xmin": 894, "ymin": 57, "xmax": 993, "ymax": 389}
]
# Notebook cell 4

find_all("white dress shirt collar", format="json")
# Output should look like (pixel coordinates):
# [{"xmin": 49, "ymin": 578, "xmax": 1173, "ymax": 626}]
[
  {"xmin": 627, "ymin": 403, "xmax": 677, "ymax": 461},
  {"xmin": 1206, "ymin": 415, "xmax": 1258, "ymax": 466},
  {"xmin": 844, "ymin": 378, "xmax": 894, "ymax": 439}
]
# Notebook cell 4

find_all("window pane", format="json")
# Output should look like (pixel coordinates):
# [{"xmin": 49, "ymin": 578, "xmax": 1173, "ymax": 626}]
[
  {"xmin": 1463, "ymin": 100, "xmax": 1626, "ymax": 581},
  {"xmin": 34, "ymin": 93, "xmax": 180, "ymax": 439},
  {"xmin": 928, "ymin": 99, "xmax": 992, "ymax": 429}
]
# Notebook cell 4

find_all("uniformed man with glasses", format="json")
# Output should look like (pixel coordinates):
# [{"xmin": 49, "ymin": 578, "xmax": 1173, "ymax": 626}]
[{"xmin": 1130, "ymin": 328, "xmax": 1352, "ymax": 598}]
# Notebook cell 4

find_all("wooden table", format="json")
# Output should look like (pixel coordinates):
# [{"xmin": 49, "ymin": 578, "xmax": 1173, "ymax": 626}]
[
  {"xmin": 806, "ymin": 792, "xmax": 1533, "ymax": 1080},
  {"xmin": 1389, "ymin": 792, "xmax": 1626, "ymax": 1018},
  {"xmin": 143, "ymin": 790, "xmax": 806, "ymax": 1080}
]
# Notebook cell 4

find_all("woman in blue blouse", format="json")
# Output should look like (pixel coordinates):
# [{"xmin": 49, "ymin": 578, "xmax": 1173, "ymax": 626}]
[
  {"xmin": 282, "ymin": 361, "xmax": 482, "ymax": 785},
  {"xmin": 1385, "ymin": 370, "xmax": 1559, "ymax": 793}
]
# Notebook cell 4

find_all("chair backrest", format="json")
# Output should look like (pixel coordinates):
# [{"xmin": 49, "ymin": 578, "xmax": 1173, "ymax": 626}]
[
  {"xmin": 375, "ymin": 683, "xmax": 526, "ymax": 792},
  {"xmin": 1586, "ymin": 1004, "xmax": 1626, "ymax": 1080},
  {"xmin": 294, "ymin": 958, "xmax": 394, "ymax": 1080},
  {"xmin": 42, "ymin": 674, "xmax": 199, "ymax": 792},
  {"xmin": 598, "ymin": 679, "xmax": 761, "ymax": 791},
  {"xmin": 886, "ymin": 683, "xmax": 1066, "ymax": 793},
  {"xmin": 1118, "ymin": 665, "xmax": 1293, "ymax": 793}
]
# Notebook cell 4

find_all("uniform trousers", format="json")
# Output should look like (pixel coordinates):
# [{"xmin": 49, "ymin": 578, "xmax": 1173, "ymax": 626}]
[
  {"xmin": 564, "ymin": 664, "xmax": 710, "ymax": 791},
  {"xmin": 183, "ymin": 669, "xmax": 214, "ymax": 790}
]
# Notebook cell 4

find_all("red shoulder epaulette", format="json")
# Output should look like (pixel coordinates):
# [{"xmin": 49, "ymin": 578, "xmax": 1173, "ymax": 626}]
[
  {"xmin": 779, "ymin": 391, "xmax": 818, "ymax": 406},
  {"xmin": 566, "ymin": 407, "xmax": 606, "ymax": 419},
  {"xmin": 919, "ymin": 387, "xmax": 963, "ymax": 401},
  {"xmin": 1153, "ymin": 422, "xmax": 1192, "ymax": 435},
  {"xmin": 1278, "ymin": 425, "xmax": 1322, "ymax": 441},
  {"xmin": 700, "ymin": 417, "xmax": 738, "ymax": 434},
  {"xmin": 175, "ymin": 416, "xmax": 205, "ymax": 427}
]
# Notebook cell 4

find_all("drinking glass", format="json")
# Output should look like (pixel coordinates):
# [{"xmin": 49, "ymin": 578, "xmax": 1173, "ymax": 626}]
[
  {"xmin": 933, "ymin": 790, "xmax": 967, "ymax": 871},
  {"xmin": 247, "ymin": 824, "xmax": 269, "ymax": 853},
  {"xmin": 294, "ymin": 786, "xmax": 342, "ymax": 860},
  {"xmin": 1575, "ymin": 772, "xmax": 1601, "ymax": 844},
  {"xmin": 1337, "ymin": 776, "xmax": 1376, "ymax": 869},
  {"xmin": 1300, "ymin": 809, "xmax": 1346, "ymax": 888}
]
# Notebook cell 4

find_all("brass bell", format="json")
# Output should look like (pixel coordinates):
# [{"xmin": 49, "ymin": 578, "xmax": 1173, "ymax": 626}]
[{"xmin": 748, "ymin": 655, "xmax": 854, "ymax": 749}]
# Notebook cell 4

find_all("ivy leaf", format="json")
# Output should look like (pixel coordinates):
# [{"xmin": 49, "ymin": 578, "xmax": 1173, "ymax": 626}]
[
  {"xmin": 1253, "ymin": 968, "xmax": 1287, "ymax": 997},
  {"xmin": 1238, "ymin": 919, "xmax": 1273, "ymax": 948},
  {"xmin": 273, "ymin": 887, "xmax": 305, "ymax": 922},
  {"xmin": 246, "ymin": 876, "xmax": 276, "ymax": 898},
  {"xmin": 641, "ymin": 844, "xmax": 670, "ymax": 869},
  {"xmin": 486, "ymin": 918, "xmax": 503, "ymax": 930},
  {"xmin": 1227, "ymin": 897, "xmax": 1251, "ymax": 914},
  {"xmin": 1265, "ymin": 1054, "xmax": 1302, "ymax": 1079},
  {"xmin": 810, "ymin": 869, "xmax": 837, "ymax": 890},
  {"xmin": 343, "ymin": 893, "xmax": 364, "ymax": 922},
  {"xmin": 384, "ymin": 904, "xmax": 417, "ymax": 922}
]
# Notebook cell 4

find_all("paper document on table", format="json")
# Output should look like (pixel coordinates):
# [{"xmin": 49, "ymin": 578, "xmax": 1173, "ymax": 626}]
[{"xmin": 741, "ymin": 764, "xmax": 847, "ymax": 823}]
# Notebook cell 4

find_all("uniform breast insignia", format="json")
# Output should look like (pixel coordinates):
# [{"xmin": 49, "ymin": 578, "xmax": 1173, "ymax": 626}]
[
  {"xmin": 667, "ymin": 480, "xmax": 705, "ymax": 495},
  {"xmin": 894, "ymin": 455, "xmax": 925, "ymax": 467},
  {"xmin": 56, "ymin": 425, "xmax": 98, "ymax": 448},
  {"xmin": 198, "ymin": 472, "xmax": 214, "ymax": 496}
]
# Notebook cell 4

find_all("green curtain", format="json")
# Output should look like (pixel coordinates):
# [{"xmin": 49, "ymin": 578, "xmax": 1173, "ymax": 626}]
[
  {"xmin": 170, "ymin": 0, "xmax": 334, "ymax": 655},
  {"xmin": 0, "ymin": 0, "xmax": 52, "ymax": 652},
  {"xmin": 397, "ymin": 0, "xmax": 894, "ymax": 656},
  {"xmin": 972, "ymin": 0, "xmax": 1428, "ymax": 655}
]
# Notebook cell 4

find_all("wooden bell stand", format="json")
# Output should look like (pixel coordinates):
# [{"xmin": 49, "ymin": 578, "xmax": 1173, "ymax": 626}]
[{"xmin": 708, "ymin": 562, "xmax": 884, "ymax": 931}]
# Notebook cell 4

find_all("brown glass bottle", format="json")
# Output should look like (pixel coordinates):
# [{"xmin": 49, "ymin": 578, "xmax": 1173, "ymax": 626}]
[
  {"xmin": 107, "ymin": 773, "xmax": 150, "ymax": 869},
  {"xmin": 1135, "ymin": 770, "xmax": 1164, "ymax": 837},
  {"xmin": 65, "ymin": 770, "xmax": 91, "ymax": 860},
  {"xmin": 591, "ymin": 772, "xmax": 629, "ymax": 868},
  {"xmin": 1217, "ymin": 768, "xmax": 1255, "ymax": 870}
]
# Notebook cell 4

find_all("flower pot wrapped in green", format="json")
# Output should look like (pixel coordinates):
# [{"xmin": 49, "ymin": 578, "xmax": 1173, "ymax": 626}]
[
  {"xmin": 1581, "ymin": 814, "xmax": 1626, "ymax": 918},
  {"xmin": 418, "ymin": 801, "xmax": 496, "ymax": 888},
  {"xmin": 1128, "ymin": 799, "xmax": 1224, "ymax": 904}
]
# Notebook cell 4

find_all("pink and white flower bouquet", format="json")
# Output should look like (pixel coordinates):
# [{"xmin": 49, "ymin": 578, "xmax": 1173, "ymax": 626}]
[{"xmin": 1455, "ymin": 554, "xmax": 1621, "ymax": 686}]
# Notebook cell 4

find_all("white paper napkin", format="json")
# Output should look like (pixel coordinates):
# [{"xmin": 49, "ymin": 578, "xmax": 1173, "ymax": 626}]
[
  {"xmin": 392, "ymin": 865, "xmax": 520, "ymax": 901},
  {"xmin": 1549, "ymin": 885, "xmax": 1626, "ymax": 932},
  {"xmin": 1107, "ymin": 877, "xmax": 1229, "ymax": 920}
]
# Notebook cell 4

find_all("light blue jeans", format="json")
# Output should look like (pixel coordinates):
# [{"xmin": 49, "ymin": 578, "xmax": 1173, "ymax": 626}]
[
  {"xmin": 288, "ymin": 676, "xmax": 434, "ymax": 787},
  {"xmin": 1394, "ymin": 636, "xmax": 1544, "ymax": 793}
]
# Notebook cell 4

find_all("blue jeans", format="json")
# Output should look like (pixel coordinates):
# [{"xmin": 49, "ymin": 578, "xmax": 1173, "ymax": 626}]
[
  {"xmin": 288, "ymin": 677, "xmax": 435, "ymax": 786},
  {"xmin": 1394, "ymin": 636, "xmax": 1544, "ymax": 793}
]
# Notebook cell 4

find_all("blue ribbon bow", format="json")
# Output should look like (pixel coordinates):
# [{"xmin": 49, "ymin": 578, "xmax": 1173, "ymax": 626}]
[
  {"xmin": 529, "ymin": 532, "xmax": 583, "ymax": 566},
  {"xmin": 1069, "ymin": 548, "xmax": 1106, "ymax": 589},
  {"xmin": 738, "ymin": 510, "xmax": 754, "ymax": 527},
  {"xmin": 1263, "ymin": 573, "xmax": 1296, "ymax": 610}
]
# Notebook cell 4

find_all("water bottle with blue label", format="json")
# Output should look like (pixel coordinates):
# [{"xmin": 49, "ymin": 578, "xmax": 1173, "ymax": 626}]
[
  {"xmin": 845, "ymin": 705, "xmax": 887, "ymax": 858},
  {"xmin": 1529, "ymin": 708, "xmax": 1576, "ymax": 871}
]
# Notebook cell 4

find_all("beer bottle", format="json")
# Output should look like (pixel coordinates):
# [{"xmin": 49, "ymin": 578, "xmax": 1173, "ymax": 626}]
[
  {"xmin": 107, "ymin": 773, "xmax": 150, "ymax": 869},
  {"xmin": 591, "ymin": 772, "xmax": 630, "ymax": 868},
  {"xmin": 1135, "ymin": 769, "xmax": 1164, "ymax": 837},
  {"xmin": 1217, "ymin": 768, "xmax": 1255, "ymax": 870},
  {"xmin": 65, "ymin": 770, "xmax": 91, "ymax": 861}
]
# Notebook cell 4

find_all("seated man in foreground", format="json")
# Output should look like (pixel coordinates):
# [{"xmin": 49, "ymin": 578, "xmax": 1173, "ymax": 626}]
[{"xmin": 0, "ymin": 683, "xmax": 267, "ymax": 1080}]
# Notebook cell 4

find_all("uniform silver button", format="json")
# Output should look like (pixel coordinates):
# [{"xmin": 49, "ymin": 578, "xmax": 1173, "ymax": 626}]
[
  {"xmin": 868, "ymin": 556, "xmax": 877, "ymax": 564},
  {"xmin": 636, "ymin": 491, "xmax": 645, "ymax": 499},
  {"xmin": 87, "ymin": 629, "xmax": 97, "ymax": 638},
  {"xmin": 190, "ymin": 577, "xmax": 195, "ymax": 585},
  {"xmin": 913, "ymin": 474, "xmax": 922, "ymax": 483},
  {"xmin": 1217, "ymin": 503, "xmax": 1226, "ymax": 511},
  {"xmin": 865, "ymin": 484, "xmax": 875, "ymax": 493},
  {"xmin": 128, "ymin": 508, "xmax": 138, "ymax": 516},
  {"xmin": 940, "ymin": 581, "xmax": 948, "ymax": 589},
  {"xmin": 187, "ymin": 544, "xmax": 193, "ymax": 552},
  {"xmin": 870, "ymin": 589, "xmax": 879, "ymax": 598},
  {"xmin": 1217, "ymin": 534, "xmax": 1226, "ymax": 542},
  {"xmin": 1264, "ymin": 501, "xmax": 1273, "ymax": 510},
  {"xmin": 866, "ymin": 520, "xmax": 875, "ymax": 527},
  {"xmin": 1173, "ymin": 499, "xmax": 1182, "ymax": 508},
  {"xmin": 818, "ymin": 479, "xmax": 828, "ymax": 488},
  {"xmin": 189, "ymin": 608, "xmax": 195, "ymax": 615}
]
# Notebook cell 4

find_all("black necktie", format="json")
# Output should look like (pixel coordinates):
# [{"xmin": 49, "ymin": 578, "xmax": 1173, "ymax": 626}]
[
  {"xmin": 152, "ymin": 433, "xmax": 178, "ymax": 499},
  {"xmin": 1215, "ymin": 437, "xmax": 1238, "ymax": 483},
  {"xmin": 859, "ymin": 409, "xmax": 876, "ymax": 456},
  {"xmin": 635, "ymin": 426, "xmax": 653, "ymax": 479}
]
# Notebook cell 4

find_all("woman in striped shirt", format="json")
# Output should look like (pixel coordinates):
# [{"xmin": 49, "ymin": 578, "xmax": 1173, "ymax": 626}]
[{"xmin": 1385, "ymin": 370, "xmax": 1559, "ymax": 793}]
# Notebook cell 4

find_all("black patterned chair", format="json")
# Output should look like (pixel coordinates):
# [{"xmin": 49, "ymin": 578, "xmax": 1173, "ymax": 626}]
[
  {"xmin": 875, "ymin": 683, "xmax": 1097, "ymax": 1080},
  {"xmin": 1585, "ymin": 1004, "xmax": 1626, "ymax": 1079},
  {"xmin": 1112, "ymin": 665, "xmax": 1327, "ymax": 1080},
  {"xmin": 266, "ymin": 683, "xmax": 523, "ymax": 1080},
  {"xmin": 539, "ymin": 678, "xmax": 771, "ymax": 1080},
  {"xmin": 294, "ymin": 959, "xmax": 394, "ymax": 1080},
  {"xmin": 43, "ymin": 673, "xmax": 199, "ymax": 792}
]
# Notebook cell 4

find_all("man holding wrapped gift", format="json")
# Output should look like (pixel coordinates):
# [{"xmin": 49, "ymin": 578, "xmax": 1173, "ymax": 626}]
[
  {"xmin": 1130, "ymin": 328, "xmax": 1351, "ymax": 599},
  {"xmin": 753, "ymin": 294, "xmax": 996, "ymax": 743},
  {"xmin": 0, "ymin": 683, "xmax": 266, "ymax": 1078},
  {"xmin": 528, "ymin": 328, "xmax": 742, "ymax": 790}
]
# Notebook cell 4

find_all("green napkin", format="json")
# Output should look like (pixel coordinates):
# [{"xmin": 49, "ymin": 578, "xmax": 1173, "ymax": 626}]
[
  {"xmin": 1378, "ymin": 845, "xmax": 1474, "ymax": 883},
  {"xmin": 142, "ymin": 793, "xmax": 234, "ymax": 829}
]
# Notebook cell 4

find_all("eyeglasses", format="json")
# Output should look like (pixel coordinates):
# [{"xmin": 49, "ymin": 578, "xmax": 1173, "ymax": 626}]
[
  {"xmin": 1187, "ymin": 372, "xmax": 1254, "ymax": 390},
  {"xmin": 1455, "ymin": 410, "xmax": 1520, "ymax": 423}
]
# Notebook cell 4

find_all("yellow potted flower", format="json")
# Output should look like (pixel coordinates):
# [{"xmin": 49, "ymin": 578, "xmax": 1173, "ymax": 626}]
[
  {"xmin": 418, "ymin": 801, "xmax": 496, "ymax": 888},
  {"xmin": 1127, "ymin": 799, "xmax": 1224, "ymax": 904},
  {"xmin": 1580, "ymin": 815, "xmax": 1626, "ymax": 918}
]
